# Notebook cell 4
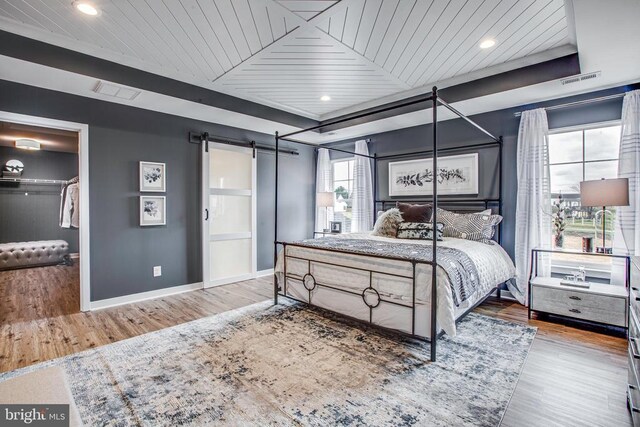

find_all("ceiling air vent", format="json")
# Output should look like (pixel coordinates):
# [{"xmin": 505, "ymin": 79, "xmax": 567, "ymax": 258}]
[
  {"xmin": 560, "ymin": 71, "xmax": 601, "ymax": 86},
  {"xmin": 93, "ymin": 81, "xmax": 141, "ymax": 101}
]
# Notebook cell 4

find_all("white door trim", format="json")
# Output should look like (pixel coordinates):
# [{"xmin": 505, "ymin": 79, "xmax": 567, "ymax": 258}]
[{"xmin": 0, "ymin": 110, "xmax": 91, "ymax": 312}]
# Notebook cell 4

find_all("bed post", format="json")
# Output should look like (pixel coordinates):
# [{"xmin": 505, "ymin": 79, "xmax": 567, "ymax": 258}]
[
  {"xmin": 431, "ymin": 87, "xmax": 438, "ymax": 362},
  {"xmin": 373, "ymin": 152, "xmax": 378, "ymax": 225},
  {"xmin": 273, "ymin": 131, "xmax": 279, "ymax": 305},
  {"xmin": 497, "ymin": 136, "xmax": 504, "ymax": 299}
]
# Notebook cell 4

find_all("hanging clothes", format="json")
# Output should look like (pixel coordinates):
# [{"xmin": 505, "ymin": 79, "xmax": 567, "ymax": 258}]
[{"xmin": 60, "ymin": 177, "xmax": 79, "ymax": 229}]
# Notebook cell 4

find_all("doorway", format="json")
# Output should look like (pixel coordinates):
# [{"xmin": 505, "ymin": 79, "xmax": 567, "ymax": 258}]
[
  {"xmin": 0, "ymin": 111, "xmax": 90, "ymax": 312},
  {"xmin": 202, "ymin": 142, "xmax": 257, "ymax": 288}
]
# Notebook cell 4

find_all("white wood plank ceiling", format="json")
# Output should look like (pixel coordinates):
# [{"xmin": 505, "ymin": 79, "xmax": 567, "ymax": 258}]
[{"xmin": 0, "ymin": 0, "xmax": 575, "ymax": 120}]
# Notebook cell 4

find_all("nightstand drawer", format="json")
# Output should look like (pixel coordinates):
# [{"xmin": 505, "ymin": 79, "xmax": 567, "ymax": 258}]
[
  {"xmin": 531, "ymin": 284, "xmax": 627, "ymax": 327},
  {"xmin": 631, "ymin": 285, "xmax": 640, "ymax": 319}
]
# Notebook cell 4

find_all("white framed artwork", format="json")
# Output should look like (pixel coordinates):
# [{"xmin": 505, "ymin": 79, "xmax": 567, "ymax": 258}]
[
  {"xmin": 140, "ymin": 196, "xmax": 166, "ymax": 226},
  {"xmin": 139, "ymin": 161, "xmax": 166, "ymax": 192},
  {"xmin": 388, "ymin": 153, "xmax": 479, "ymax": 196}
]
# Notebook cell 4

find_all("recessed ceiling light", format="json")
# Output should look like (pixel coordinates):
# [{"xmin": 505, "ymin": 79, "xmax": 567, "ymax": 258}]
[
  {"xmin": 479, "ymin": 39, "xmax": 496, "ymax": 49},
  {"xmin": 15, "ymin": 139, "xmax": 41, "ymax": 150},
  {"xmin": 74, "ymin": 1, "xmax": 99, "ymax": 16},
  {"xmin": 320, "ymin": 95, "xmax": 331, "ymax": 102}
]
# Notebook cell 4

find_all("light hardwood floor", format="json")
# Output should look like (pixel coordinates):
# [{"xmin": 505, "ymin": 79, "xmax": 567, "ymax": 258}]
[{"xmin": 0, "ymin": 265, "xmax": 632, "ymax": 426}]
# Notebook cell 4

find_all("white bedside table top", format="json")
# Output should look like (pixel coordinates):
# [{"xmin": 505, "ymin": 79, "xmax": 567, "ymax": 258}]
[{"xmin": 531, "ymin": 276, "xmax": 627, "ymax": 298}]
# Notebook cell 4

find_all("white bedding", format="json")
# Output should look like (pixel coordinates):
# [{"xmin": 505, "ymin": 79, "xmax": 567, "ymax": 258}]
[{"xmin": 275, "ymin": 233, "xmax": 515, "ymax": 337}]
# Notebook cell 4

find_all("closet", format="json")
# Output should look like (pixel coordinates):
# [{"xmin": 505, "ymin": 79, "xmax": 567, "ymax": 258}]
[{"xmin": 0, "ymin": 120, "xmax": 80, "ymax": 318}]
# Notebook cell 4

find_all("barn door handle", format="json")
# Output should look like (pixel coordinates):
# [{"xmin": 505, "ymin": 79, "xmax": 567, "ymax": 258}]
[{"xmin": 204, "ymin": 208, "xmax": 209, "ymax": 221}]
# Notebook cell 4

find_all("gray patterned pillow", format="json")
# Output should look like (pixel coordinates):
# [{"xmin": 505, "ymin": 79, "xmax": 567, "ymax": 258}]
[
  {"xmin": 397, "ymin": 222, "xmax": 443, "ymax": 240},
  {"xmin": 372, "ymin": 208, "xmax": 404, "ymax": 237},
  {"xmin": 436, "ymin": 208, "xmax": 502, "ymax": 244}
]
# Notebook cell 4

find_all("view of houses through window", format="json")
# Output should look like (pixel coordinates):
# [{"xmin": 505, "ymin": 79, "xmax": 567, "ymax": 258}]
[
  {"xmin": 549, "ymin": 123, "xmax": 621, "ymax": 269},
  {"xmin": 332, "ymin": 158, "xmax": 355, "ymax": 233}
]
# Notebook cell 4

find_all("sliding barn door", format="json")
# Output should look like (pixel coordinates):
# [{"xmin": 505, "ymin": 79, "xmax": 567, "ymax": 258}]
[{"xmin": 202, "ymin": 143, "xmax": 256, "ymax": 288}]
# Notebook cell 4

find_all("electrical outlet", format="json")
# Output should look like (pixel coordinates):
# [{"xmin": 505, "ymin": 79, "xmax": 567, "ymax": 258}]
[{"xmin": 153, "ymin": 266, "xmax": 162, "ymax": 277}]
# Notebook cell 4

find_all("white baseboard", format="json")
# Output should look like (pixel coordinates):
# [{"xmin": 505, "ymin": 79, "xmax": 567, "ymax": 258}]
[
  {"xmin": 256, "ymin": 268, "xmax": 274, "ymax": 277},
  {"xmin": 90, "ymin": 282, "xmax": 203, "ymax": 311}
]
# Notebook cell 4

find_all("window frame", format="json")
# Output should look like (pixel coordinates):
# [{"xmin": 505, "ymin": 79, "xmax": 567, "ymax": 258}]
[
  {"xmin": 331, "ymin": 157, "xmax": 355, "ymax": 233},
  {"xmin": 548, "ymin": 120, "xmax": 621, "ymax": 277}
]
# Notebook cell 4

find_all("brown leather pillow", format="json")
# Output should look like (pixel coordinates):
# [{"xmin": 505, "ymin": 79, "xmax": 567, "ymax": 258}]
[{"xmin": 396, "ymin": 203, "xmax": 433, "ymax": 223}]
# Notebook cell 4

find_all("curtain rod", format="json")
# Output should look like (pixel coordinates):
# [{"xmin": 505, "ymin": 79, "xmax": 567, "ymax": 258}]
[{"xmin": 513, "ymin": 92, "xmax": 626, "ymax": 117}]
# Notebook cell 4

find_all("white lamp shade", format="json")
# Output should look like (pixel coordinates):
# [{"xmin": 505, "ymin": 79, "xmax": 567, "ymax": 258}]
[
  {"xmin": 316, "ymin": 192, "xmax": 334, "ymax": 207},
  {"xmin": 580, "ymin": 178, "xmax": 629, "ymax": 207}
]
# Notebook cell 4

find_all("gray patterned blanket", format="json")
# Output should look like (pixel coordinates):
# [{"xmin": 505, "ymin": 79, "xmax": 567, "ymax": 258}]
[{"xmin": 287, "ymin": 238, "xmax": 480, "ymax": 306}]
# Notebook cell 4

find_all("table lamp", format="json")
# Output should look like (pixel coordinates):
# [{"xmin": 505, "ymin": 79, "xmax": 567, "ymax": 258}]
[
  {"xmin": 317, "ymin": 191, "xmax": 334, "ymax": 232},
  {"xmin": 579, "ymin": 178, "xmax": 629, "ymax": 254}
]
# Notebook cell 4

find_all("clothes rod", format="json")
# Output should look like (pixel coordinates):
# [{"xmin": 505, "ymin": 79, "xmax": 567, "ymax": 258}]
[
  {"xmin": 513, "ymin": 92, "xmax": 626, "ymax": 117},
  {"xmin": 0, "ymin": 177, "xmax": 68, "ymax": 185}
]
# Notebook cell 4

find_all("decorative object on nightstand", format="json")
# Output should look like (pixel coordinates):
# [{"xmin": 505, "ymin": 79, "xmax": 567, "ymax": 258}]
[
  {"xmin": 580, "ymin": 178, "xmax": 629, "ymax": 254},
  {"xmin": 551, "ymin": 194, "xmax": 566, "ymax": 248},
  {"xmin": 313, "ymin": 231, "xmax": 331, "ymax": 238},
  {"xmin": 528, "ymin": 248, "xmax": 629, "ymax": 330},
  {"xmin": 317, "ymin": 192, "xmax": 334, "ymax": 233},
  {"xmin": 560, "ymin": 266, "xmax": 590, "ymax": 288}
]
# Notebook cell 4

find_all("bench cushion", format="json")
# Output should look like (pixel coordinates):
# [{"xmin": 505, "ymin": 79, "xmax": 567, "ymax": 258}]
[{"xmin": 0, "ymin": 240, "xmax": 69, "ymax": 270}]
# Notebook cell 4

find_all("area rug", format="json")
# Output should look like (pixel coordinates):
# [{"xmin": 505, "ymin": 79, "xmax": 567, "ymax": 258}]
[{"xmin": 0, "ymin": 301, "xmax": 536, "ymax": 426}]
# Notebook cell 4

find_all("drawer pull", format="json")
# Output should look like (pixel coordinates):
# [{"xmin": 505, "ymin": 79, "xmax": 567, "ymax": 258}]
[
  {"xmin": 631, "ymin": 338, "xmax": 640, "ymax": 360},
  {"xmin": 569, "ymin": 308, "xmax": 581, "ymax": 313},
  {"xmin": 629, "ymin": 385, "xmax": 640, "ymax": 413},
  {"xmin": 569, "ymin": 296, "xmax": 581, "ymax": 301}
]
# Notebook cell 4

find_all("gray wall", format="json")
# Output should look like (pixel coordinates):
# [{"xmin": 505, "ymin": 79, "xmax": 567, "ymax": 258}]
[
  {"xmin": 327, "ymin": 84, "xmax": 639, "ymax": 260},
  {"xmin": 0, "ymin": 79, "xmax": 314, "ymax": 301},
  {"xmin": 0, "ymin": 146, "xmax": 79, "ymax": 252}
]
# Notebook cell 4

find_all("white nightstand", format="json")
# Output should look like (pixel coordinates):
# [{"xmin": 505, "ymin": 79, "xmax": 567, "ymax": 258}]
[
  {"xmin": 528, "ymin": 248, "xmax": 630, "ymax": 329},
  {"xmin": 529, "ymin": 276, "xmax": 628, "ymax": 328}
]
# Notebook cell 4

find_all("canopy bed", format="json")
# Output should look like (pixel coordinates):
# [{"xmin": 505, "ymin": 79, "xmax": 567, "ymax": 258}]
[{"xmin": 273, "ymin": 87, "xmax": 514, "ymax": 361}]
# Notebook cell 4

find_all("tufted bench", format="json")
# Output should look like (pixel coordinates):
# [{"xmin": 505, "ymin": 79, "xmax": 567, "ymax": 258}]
[{"xmin": 0, "ymin": 240, "xmax": 70, "ymax": 271}]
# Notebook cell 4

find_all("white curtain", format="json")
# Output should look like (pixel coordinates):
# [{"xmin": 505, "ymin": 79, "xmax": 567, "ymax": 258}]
[
  {"xmin": 315, "ymin": 148, "xmax": 333, "ymax": 232},
  {"xmin": 612, "ymin": 90, "xmax": 640, "ymax": 284},
  {"xmin": 513, "ymin": 109, "xmax": 552, "ymax": 305},
  {"xmin": 351, "ymin": 140, "xmax": 374, "ymax": 232}
]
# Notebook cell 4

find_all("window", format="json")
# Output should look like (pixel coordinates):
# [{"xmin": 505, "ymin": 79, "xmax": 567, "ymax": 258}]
[
  {"xmin": 548, "ymin": 123, "xmax": 621, "ymax": 272},
  {"xmin": 332, "ymin": 158, "xmax": 354, "ymax": 233}
]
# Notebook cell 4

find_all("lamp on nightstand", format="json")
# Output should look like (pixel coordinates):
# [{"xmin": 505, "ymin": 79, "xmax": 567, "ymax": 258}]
[
  {"xmin": 579, "ymin": 178, "xmax": 629, "ymax": 254},
  {"xmin": 317, "ymin": 191, "xmax": 334, "ymax": 233}
]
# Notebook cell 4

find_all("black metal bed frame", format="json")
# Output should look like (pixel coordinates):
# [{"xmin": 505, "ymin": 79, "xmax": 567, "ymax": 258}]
[{"xmin": 273, "ymin": 87, "xmax": 503, "ymax": 362}]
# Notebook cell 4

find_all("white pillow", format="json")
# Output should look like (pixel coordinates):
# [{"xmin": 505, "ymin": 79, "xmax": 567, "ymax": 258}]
[{"xmin": 372, "ymin": 208, "xmax": 403, "ymax": 238}]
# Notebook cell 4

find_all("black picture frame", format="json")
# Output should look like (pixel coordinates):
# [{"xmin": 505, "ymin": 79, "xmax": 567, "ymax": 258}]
[{"xmin": 330, "ymin": 221, "xmax": 342, "ymax": 233}]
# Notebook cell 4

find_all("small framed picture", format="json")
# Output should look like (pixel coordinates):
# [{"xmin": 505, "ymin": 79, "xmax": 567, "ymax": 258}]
[
  {"xmin": 140, "ymin": 196, "xmax": 166, "ymax": 226},
  {"xmin": 330, "ymin": 221, "xmax": 342, "ymax": 233},
  {"xmin": 139, "ymin": 161, "xmax": 166, "ymax": 192}
]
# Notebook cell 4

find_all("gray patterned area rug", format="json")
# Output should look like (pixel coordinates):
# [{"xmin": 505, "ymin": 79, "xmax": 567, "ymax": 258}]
[{"xmin": 0, "ymin": 301, "xmax": 536, "ymax": 426}]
